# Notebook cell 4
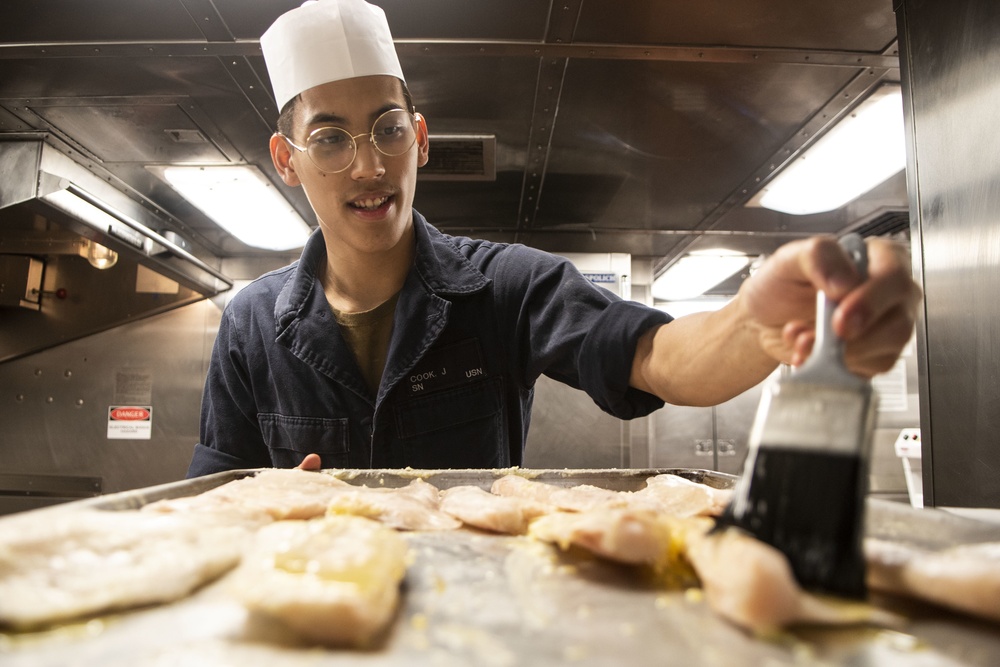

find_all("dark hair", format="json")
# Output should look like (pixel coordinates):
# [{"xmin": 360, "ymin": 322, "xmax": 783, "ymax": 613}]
[{"xmin": 276, "ymin": 79, "xmax": 415, "ymax": 137}]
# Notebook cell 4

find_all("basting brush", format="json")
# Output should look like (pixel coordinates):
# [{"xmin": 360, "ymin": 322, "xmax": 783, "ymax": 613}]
[{"xmin": 716, "ymin": 233, "xmax": 876, "ymax": 598}]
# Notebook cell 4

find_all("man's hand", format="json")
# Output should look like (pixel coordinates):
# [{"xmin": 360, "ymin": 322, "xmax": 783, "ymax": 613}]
[
  {"xmin": 630, "ymin": 235, "xmax": 921, "ymax": 406},
  {"xmin": 297, "ymin": 453, "xmax": 322, "ymax": 471},
  {"xmin": 739, "ymin": 235, "xmax": 921, "ymax": 377}
]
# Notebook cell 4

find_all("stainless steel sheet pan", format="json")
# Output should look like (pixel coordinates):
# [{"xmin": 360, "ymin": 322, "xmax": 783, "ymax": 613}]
[{"xmin": 2, "ymin": 468, "xmax": 999, "ymax": 667}]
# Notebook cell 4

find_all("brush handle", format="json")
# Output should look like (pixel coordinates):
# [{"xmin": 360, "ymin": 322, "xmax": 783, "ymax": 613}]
[{"xmin": 796, "ymin": 234, "xmax": 869, "ymax": 383}]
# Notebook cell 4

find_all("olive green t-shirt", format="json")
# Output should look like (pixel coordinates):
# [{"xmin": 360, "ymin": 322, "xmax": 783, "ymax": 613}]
[{"xmin": 330, "ymin": 293, "xmax": 399, "ymax": 394}]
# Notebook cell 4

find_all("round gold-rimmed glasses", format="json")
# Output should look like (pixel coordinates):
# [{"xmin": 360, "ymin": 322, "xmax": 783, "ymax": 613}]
[{"xmin": 281, "ymin": 108, "xmax": 418, "ymax": 174}]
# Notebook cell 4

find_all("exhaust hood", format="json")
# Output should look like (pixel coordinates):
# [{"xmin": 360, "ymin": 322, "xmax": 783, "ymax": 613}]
[
  {"xmin": 0, "ymin": 136, "xmax": 233, "ymax": 363},
  {"xmin": 1, "ymin": 137, "xmax": 231, "ymax": 296}
]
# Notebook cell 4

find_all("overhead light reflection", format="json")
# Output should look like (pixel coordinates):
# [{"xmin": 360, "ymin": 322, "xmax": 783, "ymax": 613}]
[
  {"xmin": 652, "ymin": 250, "xmax": 751, "ymax": 301},
  {"xmin": 749, "ymin": 85, "xmax": 906, "ymax": 215},
  {"xmin": 84, "ymin": 240, "xmax": 118, "ymax": 270},
  {"xmin": 149, "ymin": 165, "xmax": 312, "ymax": 251}
]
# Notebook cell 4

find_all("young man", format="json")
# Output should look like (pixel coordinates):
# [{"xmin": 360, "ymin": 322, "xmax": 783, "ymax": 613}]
[{"xmin": 187, "ymin": 0, "xmax": 921, "ymax": 477}]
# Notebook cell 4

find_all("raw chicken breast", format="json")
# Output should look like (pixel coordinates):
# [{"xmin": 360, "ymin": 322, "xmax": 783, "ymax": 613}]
[
  {"xmin": 491, "ymin": 475, "xmax": 621, "ymax": 511},
  {"xmin": 144, "ymin": 468, "xmax": 352, "ymax": 521},
  {"xmin": 629, "ymin": 474, "xmax": 733, "ymax": 517},
  {"xmin": 866, "ymin": 538, "xmax": 1000, "ymax": 623},
  {"xmin": 685, "ymin": 527, "xmax": 897, "ymax": 635},
  {"xmin": 0, "ymin": 509, "xmax": 248, "ymax": 628},
  {"xmin": 491, "ymin": 473, "xmax": 730, "ymax": 518},
  {"xmin": 231, "ymin": 515, "xmax": 408, "ymax": 647},
  {"xmin": 529, "ymin": 508, "xmax": 673, "ymax": 565},
  {"xmin": 439, "ymin": 485, "xmax": 550, "ymax": 534},
  {"xmin": 327, "ymin": 478, "xmax": 461, "ymax": 531}
]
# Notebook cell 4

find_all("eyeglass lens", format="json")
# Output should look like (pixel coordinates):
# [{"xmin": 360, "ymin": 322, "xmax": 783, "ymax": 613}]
[{"xmin": 305, "ymin": 109, "xmax": 416, "ymax": 173}]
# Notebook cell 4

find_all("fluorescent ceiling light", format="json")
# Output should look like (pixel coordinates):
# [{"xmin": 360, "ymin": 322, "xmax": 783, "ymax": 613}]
[
  {"xmin": 150, "ymin": 165, "xmax": 311, "ymax": 251},
  {"xmin": 652, "ymin": 250, "xmax": 751, "ymax": 301},
  {"xmin": 749, "ymin": 85, "xmax": 905, "ymax": 215}
]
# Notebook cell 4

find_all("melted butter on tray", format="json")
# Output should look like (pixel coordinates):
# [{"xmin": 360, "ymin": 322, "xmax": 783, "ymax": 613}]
[
  {"xmin": 266, "ymin": 518, "xmax": 407, "ymax": 591},
  {"xmin": 0, "ymin": 617, "xmax": 107, "ymax": 650}
]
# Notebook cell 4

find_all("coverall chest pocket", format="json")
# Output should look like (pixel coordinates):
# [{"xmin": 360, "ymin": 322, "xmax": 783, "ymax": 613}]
[
  {"xmin": 394, "ymin": 376, "xmax": 507, "ymax": 468},
  {"xmin": 258, "ymin": 413, "xmax": 350, "ymax": 468}
]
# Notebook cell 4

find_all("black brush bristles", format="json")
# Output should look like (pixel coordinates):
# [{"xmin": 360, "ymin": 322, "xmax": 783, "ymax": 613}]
[
  {"xmin": 715, "ymin": 234, "xmax": 875, "ymax": 599},
  {"xmin": 715, "ymin": 445, "xmax": 869, "ymax": 597}
]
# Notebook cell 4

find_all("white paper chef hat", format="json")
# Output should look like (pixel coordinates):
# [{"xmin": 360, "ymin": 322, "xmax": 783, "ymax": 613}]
[{"xmin": 261, "ymin": 0, "xmax": 405, "ymax": 112}]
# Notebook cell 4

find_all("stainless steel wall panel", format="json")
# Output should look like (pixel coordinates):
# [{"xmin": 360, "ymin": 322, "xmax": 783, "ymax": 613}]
[
  {"xmin": 523, "ymin": 375, "xmax": 630, "ymax": 469},
  {"xmin": 649, "ymin": 404, "xmax": 716, "ymax": 470},
  {"xmin": 0, "ymin": 299, "xmax": 220, "ymax": 496},
  {"xmin": 897, "ymin": 0, "xmax": 1000, "ymax": 507}
]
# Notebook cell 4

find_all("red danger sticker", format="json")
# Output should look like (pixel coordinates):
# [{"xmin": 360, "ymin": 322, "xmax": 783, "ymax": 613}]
[{"xmin": 109, "ymin": 407, "xmax": 151, "ymax": 421}]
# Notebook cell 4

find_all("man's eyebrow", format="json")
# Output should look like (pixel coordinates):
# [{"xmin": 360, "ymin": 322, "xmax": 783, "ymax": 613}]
[
  {"xmin": 305, "ymin": 104, "xmax": 406, "ymax": 128},
  {"xmin": 305, "ymin": 112, "xmax": 348, "ymax": 127}
]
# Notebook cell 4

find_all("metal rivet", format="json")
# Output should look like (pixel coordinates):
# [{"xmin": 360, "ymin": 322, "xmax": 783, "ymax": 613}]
[{"xmin": 64, "ymin": 370, "xmax": 72, "ymax": 378}]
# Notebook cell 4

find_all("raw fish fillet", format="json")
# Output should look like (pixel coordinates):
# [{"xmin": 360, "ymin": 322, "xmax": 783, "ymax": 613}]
[
  {"xmin": 685, "ymin": 526, "xmax": 897, "ymax": 634},
  {"xmin": 440, "ymin": 485, "xmax": 550, "ymax": 534},
  {"xmin": 0, "ymin": 509, "xmax": 248, "ymax": 628},
  {"xmin": 231, "ymin": 515, "xmax": 408, "ymax": 647},
  {"xmin": 529, "ymin": 508, "xmax": 673, "ymax": 565},
  {"xmin": 866, "ymin": 538, "xmax": 1000, "ymax": 623},
  {"xmin": 327, "ymin": 478, "xmax": 461, "ymax": 531},
  {"xmin": 144, "ymin": 468, "xmax": 352, "ymax": 521}
]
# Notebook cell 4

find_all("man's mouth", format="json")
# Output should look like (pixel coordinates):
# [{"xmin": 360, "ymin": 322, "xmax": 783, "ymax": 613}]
[{"xmin": 349, "ymin": 195, "xmax": 391, "ymax": 211}]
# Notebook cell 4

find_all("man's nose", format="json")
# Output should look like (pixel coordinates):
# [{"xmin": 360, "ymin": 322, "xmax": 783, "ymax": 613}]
[{"xmin": 350, "ymin": 134, "xmax": 385, "ymax": 178}]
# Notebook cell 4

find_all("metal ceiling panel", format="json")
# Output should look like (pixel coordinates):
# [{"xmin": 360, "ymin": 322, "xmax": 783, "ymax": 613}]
[
  {"xmin": 575, "ymin": 0, "xmax": 897, "ymax": 51},
  {"xmin": 0, "ymin": 0, "xmax": 908, "ymax": 273},
  {"xmin": 539, "ymin": 59, "xmax": 861, "ymax": 228},
  {"xmin": 0, "ymin": 0, "xmax": 204, "ymax": 42},
  {"xmin": 30, "ymin": 103, "xmax": 230, "ymax": 164},
  {"xmin": 378, "ymin": 0, "xmax": 551, "ymax": 40}
]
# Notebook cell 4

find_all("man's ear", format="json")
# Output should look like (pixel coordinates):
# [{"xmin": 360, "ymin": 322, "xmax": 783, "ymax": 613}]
[
  {"xmin": 414, "ymin": 113, "xmax": 430, "ymax": 168},
  {"xmin": 270, "ymin": 133, "xmax": 301, "ymax": 186}
]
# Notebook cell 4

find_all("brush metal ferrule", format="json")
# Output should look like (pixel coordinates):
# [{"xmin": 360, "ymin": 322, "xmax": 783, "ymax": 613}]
[{"xmin": 748, "ymin": 380, "xmax": 877, "ymax": 455}]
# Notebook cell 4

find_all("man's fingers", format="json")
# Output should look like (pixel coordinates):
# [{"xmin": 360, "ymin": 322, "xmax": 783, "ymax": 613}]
[
  {"xmin": 834, "ymin": 240, "xmax": 921, "ymax": 342},
  {"xmin": 297, "ymin": 453, "xmax": 322, "ymax": 471}
]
